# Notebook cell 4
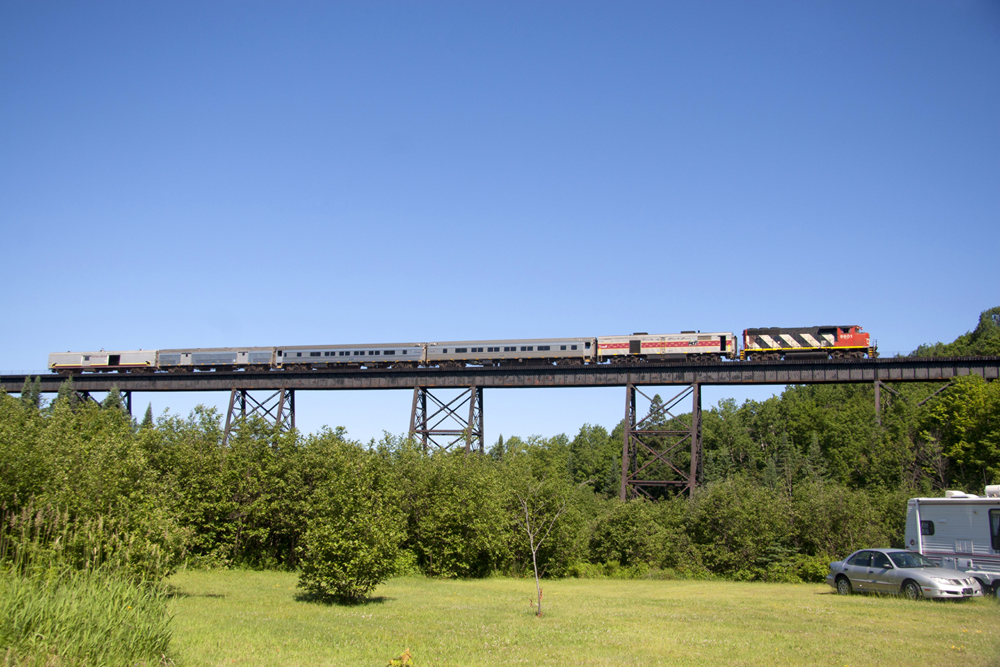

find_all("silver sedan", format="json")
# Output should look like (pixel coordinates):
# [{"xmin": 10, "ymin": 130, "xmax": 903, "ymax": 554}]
[{"xmin": 827, "ymin": 548, "xmax": 983, "ymax": 600}]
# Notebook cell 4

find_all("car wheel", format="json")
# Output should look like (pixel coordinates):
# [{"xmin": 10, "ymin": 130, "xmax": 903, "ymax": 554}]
[
  {"xmin": 836, "ymin": 577, "xmax": 853, "ymax": 596},
  {"xmin": 903, "ymin": 580, "xmax": 922, "ymax": 601}
]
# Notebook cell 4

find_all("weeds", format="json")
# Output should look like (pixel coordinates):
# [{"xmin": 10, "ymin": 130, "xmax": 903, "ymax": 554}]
[
  {"xmin": 0, "ymin": 500, "xmax": 175, "ymax": 665},
  {"xmin": 0, "ymin": 566, "xmax": 173, "ymax": 666}
]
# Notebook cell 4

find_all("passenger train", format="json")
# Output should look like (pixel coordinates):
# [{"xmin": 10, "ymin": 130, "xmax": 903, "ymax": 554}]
[{"xmin": 47, "ymin": 326, "xmax": 875, "ymax": 374}]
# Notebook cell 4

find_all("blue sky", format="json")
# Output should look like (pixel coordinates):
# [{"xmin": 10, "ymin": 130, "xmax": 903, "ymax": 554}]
[{"xmin": 2, "ymin": 1, "xmax": 997, "ymax": 443}]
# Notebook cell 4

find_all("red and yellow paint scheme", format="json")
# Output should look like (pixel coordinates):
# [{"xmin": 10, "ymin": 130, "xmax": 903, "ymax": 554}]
[{"xmin": 740, "ymin": 325, "xmax": 875, "ymax": 360}]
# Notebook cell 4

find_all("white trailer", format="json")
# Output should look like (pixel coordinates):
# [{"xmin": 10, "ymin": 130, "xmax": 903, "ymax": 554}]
[{"xmin": 904, "ymin": 486, "xmax": 1000, "ymax": 598}]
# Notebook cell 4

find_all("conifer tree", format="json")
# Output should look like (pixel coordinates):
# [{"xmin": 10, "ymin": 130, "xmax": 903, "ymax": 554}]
[
  {"xmin": 20, "ymin": 376, "xmax": 41, "ymax": 410},
  {"xmin": 102, "ymin": 385, "xmax": 125, "ymax": 412},
  {"xmin": 141, "ymin": 403, "xmax": 154, "ymax": 429},
  {"xmin": 804, "ymin": 431, "xmax": 829, "ymax": 482},
  {"xmin": 54, "ymin": 377, "xmax": 78, "ymax": 409}
]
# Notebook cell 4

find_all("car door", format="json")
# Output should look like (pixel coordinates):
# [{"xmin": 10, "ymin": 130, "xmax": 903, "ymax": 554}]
[
  {"xmin": 868, "ymin": 551, "xmax": 898, "ymax": 593},
  {"xmin": 844, "ymin": 551, "xmax": 873, "ymax": 591}
]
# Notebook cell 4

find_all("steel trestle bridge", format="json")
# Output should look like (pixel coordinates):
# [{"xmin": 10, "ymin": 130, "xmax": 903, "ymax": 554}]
[{"xmin": 3, "ymin": 355, "xmax": 998, "ymax": 500}]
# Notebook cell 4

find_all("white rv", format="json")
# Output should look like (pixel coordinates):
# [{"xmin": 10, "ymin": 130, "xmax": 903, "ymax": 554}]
[{"xmin": 904, "ymin": 486, "xmax": 1000, "ymax": 598}]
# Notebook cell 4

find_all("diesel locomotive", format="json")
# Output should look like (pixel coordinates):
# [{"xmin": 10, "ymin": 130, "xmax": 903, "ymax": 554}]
[{"xmin": 47, "ymin": 326, "xmax": 874, "ymax": 374}]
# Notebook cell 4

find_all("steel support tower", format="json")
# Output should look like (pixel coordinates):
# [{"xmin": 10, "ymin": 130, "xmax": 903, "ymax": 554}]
[
  {"xmin": 408, "ymin": 385, "xmax": 484, "ymax": 453},
  {"xmin": 222, "ymin": 387, "xmax": 295, "ymax": 445},
  {"xmin": 619, "ymin": 383, "xmax": 702, "ymax": 500}
]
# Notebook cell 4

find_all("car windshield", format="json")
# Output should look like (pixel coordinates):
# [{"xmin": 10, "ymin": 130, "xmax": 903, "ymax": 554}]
[{"xmin": 888, "ymin": 552, "xmax": 936, "ymax": 568}]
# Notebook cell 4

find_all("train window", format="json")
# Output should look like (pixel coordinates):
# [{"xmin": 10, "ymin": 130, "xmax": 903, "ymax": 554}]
[
  {"xmin": 442, "ymin": 349, "xmax": 447, "ymax": 354},
  {"xmin": 385, "ymin": 351, "xmax": 395, "ymax": 355},
  {"xmin": 310, "ymin": 352, "xmax": 321, "ymax": 357},
  {"xmin": 521, "ymin": 346, "xmax": 533, "ymax": 351},
  {"xmin": 357, "ymin": 351, "xmax": 365, "ymax": 356},
  {"xmin": 456, "ymin": 348, "xmax": 468, "ymax": 353},
  {"xmin": 560, "ymin": 345, "xmax": 566, "ymax": 350},
  {"xmin": 83, "ymin": 356, "xmax": 90, "ymax": 361},
  {"xmin": 571, "ymin": 345, "xmax": 577, "ymax": 350},
  {"xmin": 278, "ymin": 351, "xmax": 283, "ymax": 357},
  {"xmin": 504, "ymin": 347, "xmax": 513, "ymax": 352},
  {"xmin": 339, "ymin": 351, "xmax": 348, "ymax": 356},
  {"xmin": 371, "ymin": 351, "xmax": 379, "ymax": 355},
  {"xmin": 296, "ymin": 352, "xmax": 302, "ymax": 357},
  {"xmin": 402, "ymin": 350, "xmax": 407, "ymax": 355},
  {"xmin": 538, "ymin": 346, "xmax": 550, "ymax": 351},
  {"xmin": 585, "ymin": 342, "xmax": 591, "ymax": 348}
]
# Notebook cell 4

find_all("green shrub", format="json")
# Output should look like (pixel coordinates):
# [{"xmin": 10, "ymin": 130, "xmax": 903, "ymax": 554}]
[
  {"xmin": 588, "ymin": 499, "xmax": 667, "ymax": 567},
  {"xmin": 0, "ymin": 566, "xmax": 173, "ymax": 666},
  {"xmin": 397, "ymin": 447, "xmax": 514, "ymax": 578},
  {"xmin": 297, "ymin": 434, "xmax": 404, "ymax": 603}
]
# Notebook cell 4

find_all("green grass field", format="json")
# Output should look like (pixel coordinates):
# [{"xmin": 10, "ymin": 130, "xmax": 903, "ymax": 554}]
[{"xmin": 166, "ymin": 570, "xmax": 999, "ymax": 667}]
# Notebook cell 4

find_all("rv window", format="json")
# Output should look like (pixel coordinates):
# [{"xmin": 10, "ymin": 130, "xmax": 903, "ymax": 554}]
[
  {"xmin": 920, "ymin": 520, "xmax": 935, "ymax": 536},
  {"xmin": 990, "ymin": 510, "xmax": 1000, "ymax": 551}
]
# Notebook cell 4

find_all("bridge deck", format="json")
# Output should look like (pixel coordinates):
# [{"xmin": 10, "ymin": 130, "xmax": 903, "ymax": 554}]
[{"xmin": 2, "ymin": 356, "xmax": 998, "ymax": 393}]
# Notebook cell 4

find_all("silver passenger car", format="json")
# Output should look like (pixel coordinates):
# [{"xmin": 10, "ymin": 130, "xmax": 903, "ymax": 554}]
[{"xmin": 827, "ymin": 548, "xmax": 984, "ymax": 600}]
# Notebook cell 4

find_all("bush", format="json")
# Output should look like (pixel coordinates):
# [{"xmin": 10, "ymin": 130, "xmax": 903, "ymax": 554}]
[
  {"xmin": 588, "ymin": 499, "xmax": 668, "ymax": 567},
  {"xmin": 297, "ymin": 434, "xmax": 404, "ymax": 603},
  {"xmin": 297, "ymin": 507, "xmax": 402, "ymax": 603},
  {"xmin": 398, "ymin": 447, "xmax": 514, "ymax": 578},
  {"xmin": 687, "ymin": 477, "xmax": 795, "ymax": 579}
]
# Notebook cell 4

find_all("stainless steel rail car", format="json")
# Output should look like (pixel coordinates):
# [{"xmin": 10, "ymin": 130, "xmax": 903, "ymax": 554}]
[
  {"xmin": 425, "ymin": 338, "xmax": 595, "ymax": 367},
  {"xmin": 278, "ymin": 343, "xmax": 426, "ymax": 369}
]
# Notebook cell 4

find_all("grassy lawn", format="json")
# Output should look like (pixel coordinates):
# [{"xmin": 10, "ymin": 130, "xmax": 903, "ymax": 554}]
[{"xmin": 166, "ymin": 570, "xmax": 1000, "ymax": 667}]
